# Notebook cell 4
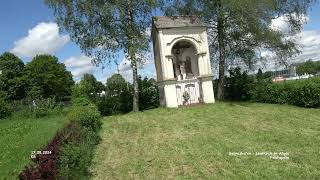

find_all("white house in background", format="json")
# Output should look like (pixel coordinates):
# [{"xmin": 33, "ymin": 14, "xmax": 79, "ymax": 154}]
[
  {"xmin": 271, "ymin": 64, "xmax": 316, "ymax": 82},
  {"xmin": 151, "ymin": 16, "xmax": 215, "ymax": 108}
]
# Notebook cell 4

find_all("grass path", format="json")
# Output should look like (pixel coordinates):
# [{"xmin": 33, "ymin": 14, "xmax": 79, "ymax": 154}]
[
  {"xmin": 91, "ymin": 102, "xmax": 320, "ymax": 179},
  {"xmin": 0, "ymin": 113, "xmax": 68, "ymax": 179}
]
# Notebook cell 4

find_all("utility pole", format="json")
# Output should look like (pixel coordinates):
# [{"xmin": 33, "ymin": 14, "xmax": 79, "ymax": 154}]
[{"xmin": 114, "ymin": 60, "xmax": 120, "ymax": 74}]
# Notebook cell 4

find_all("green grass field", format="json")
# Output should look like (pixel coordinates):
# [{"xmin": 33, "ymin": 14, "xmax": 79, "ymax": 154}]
[
  {"xmin": 91, "ymin": 102, "xmax": 320, "ymax": 179},
  {"xmin": 0, "ymin": 113, "xmax": 68, "ymax": 179}
]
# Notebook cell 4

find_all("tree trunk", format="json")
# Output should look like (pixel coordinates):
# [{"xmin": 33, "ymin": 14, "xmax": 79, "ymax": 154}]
[
  {"xmin": 132, "ymin": 59, "xmax": 139, "ymax": 112},
  {"xmin": 127, "ymin": 0, "xmax": 139, "ymax": 112},
  {"xmin": 217, "ymin": 1, "xmax": 226, "ymax": 100}
]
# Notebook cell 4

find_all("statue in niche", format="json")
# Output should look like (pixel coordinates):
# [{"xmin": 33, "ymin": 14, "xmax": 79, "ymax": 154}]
[
  {"xmin": 173, "ymin": 47, "xmax": 196, "ymax": 80},
  {"xmin": 173, "ymin": 48, "xmax": 186, "ymax": 80},
  {"xmin": 185, "ymin": 56, "xmax": 194, "ymax": 78},
  {"xmin": 174, "ymin": 63, "xmax": 182, "ymax": 80},
  {"xmin": 173, "ymin": 62, "xmax": 178, "ymax": 78},
  {"xmin": 179, "ymin": 61, "xmax": 186, "ymax": 80}
]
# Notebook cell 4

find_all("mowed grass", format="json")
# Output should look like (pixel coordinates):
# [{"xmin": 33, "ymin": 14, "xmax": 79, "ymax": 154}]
[
  {"xmin": 91, "ymin": 102, "xmax": 320, "ymax": 179},
  {"xmin": 0, "ymin": 113, "xmax": 68, "ymax": 179}
]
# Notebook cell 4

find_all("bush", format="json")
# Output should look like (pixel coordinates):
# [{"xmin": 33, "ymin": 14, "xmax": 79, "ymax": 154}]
[
  {"xmin": 0, "ymin": 98, "xmax": 12, "ymax": 119},
  {"xmin": 71, "ymin": 96, "xmax": 92, "ymax": 107},
  {"xmin": 19, "ymin": 122, "xmax": 78, "ymax": 179},
  {"xmin": 96, "ymin": 94, "xmax": 132, "ymax": 116},
  {"xmin": 96, "ymin": 96, "xmax": 115, "ymax": 116},
  {"xmin": 225, "ymin": 67, "xmax": 254, "ymax": 101},
  {"xmin": 250, "ymin": 77, "xmax": 320, "ymax": 107},
  {"xmin": 287, "ymin": 78, "xmax": 320, "ymax": 107},
  {"xmin": 58, "ymin": 128, "xmax": 100, "ymax": 179},
  {"xmin": 19, "ymin": 86, "xmax": 102, "ymax": 179},
  {"xmin": 17, "ymin": 98, "xmax": 63, "ymax": 118},
  {"xmin": 67, "ymin": 105, "xmax": 102, "ymax": 132},
  {"xmin": 59, "ymin": 143, "xmax": 92, "ymax": 179},
  {"xmin": 59, "ymin": 105, "xmax": 101, "ymax": 179},
  {"xmin": 32, "ymin": 98, "xmax": 60, "ymax": 117},
  {"xmin": 249, "ymin": 81, "xmax": 271, "ymax": 103},
  {"xmin": 19, "ymin": 114, "xmax": 101, "ymax": 179}
]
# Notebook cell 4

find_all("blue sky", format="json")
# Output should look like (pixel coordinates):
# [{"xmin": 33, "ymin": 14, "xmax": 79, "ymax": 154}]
[
  {"xmin": 0, "ymin": 0, "xmax": 155, "ymax": 82},
  {"xmin": 0, "ymin": 1, "xmax": 319, "ymax": 82}
]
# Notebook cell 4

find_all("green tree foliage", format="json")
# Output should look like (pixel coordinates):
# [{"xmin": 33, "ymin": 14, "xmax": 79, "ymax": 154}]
[
  {"xmin": 164, "ymin": 0, "xmax": 316, "ymax": 100},
  {"xmin": 24, "ymin": 55, "xmax": 74, "ymax": 101},
  {"xmin": 262, "ymin": 71, "xmax": 273, "ymax": 80},
  {"xmin": 72, "ymin": 73, "xmax": 105, "ymax": 102},
  {"xmin": 104, "ymin": 74, "xmax": 133, "ymax": 114},
  {"xmin": 225, "ymin": 67, "xmax": 253, "ymax": 101},
  {"xmin": 138, "ymin": 76, "xmax": 159, "ymax": 110},
  {"xmin": 296, "ymin": 60, "xmax": 320, "ymax": 75},
  {"xmin": 95, "ymin": 74, "xmax": 159, "ymax": 116},
  {"xmin": 256, "ymin": 68, "xmax": 263, "ymax": 81},
  {"xmin": 45, "ymin": 0, "xmax": 158, "ymax": 112},
  {"xmin": 256, "ymin": 68, "xmax": 272, "ymax": 82},
  {"xmin": 0, "ymin": 98, "xmax": 12, "ymax": 119},
  {"xmin": 0, "ymin": 52, "xmax": 26, "ymax": 100}
]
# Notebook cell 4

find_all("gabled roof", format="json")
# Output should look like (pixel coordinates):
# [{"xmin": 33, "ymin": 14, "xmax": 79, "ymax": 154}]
[{"xmin": 152, "ymin": 16, "xmax": 207, "ymax": 29}]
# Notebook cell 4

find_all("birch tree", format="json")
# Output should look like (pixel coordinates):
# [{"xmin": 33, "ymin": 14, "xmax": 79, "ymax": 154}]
[{"xmin": 45, "ymin": 0, "xmax": 157, "ymax": 111}]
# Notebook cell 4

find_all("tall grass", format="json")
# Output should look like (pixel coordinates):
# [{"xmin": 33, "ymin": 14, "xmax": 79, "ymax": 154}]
[
  {"xmin": 0, "ymin": 112, "xmax": 68, "ymax": 178},
  {"xmin": 91, "ymin": 102, "xmax": 320, "ymax": 179}
]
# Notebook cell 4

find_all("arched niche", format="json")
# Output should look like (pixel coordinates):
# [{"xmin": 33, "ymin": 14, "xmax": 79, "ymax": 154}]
[
  {"xmin": 171, "ymin": 40, "xmax": 199, "ymax": 80},
  {"xmin": 166, "ymin": 36, "xmax": 201, "ymax": 54}
]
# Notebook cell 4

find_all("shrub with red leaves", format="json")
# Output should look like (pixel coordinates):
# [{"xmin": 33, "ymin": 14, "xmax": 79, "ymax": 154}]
[
  {"xmin": 19, "ymin": 103, "xmax": 102, "ymax": 180},
  {"xmin": 19, "ymin": 122, "xmax": 80, "ymax": 180}
]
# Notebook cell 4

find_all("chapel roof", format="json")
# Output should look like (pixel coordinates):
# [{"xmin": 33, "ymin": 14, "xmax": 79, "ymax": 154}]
[{"xmin": 152, "ymin": 16, "xmax": 207, "ymax": 29}]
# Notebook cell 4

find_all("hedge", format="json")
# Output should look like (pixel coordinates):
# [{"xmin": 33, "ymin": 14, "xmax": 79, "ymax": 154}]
[
  {"xmin": 19, "ymin": 104, "xmax": 102, "ymax": 179},
  {"xmin": 250, "ymin": 77, "xmax": 320, "ymax": 108},
  {"xmin": 58, "ymin": 125, "xmax": 100, "ymax": 179},
  {"xmin": 67, "ymin": 105, "xmax": 102, "ymax": 132},
  {"xmin": 19, "ymin": 122, "xmax": 78, "ymax": 179}
]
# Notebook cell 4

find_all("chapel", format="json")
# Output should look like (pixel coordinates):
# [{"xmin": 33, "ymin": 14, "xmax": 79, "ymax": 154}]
[{"xmin": 151, "ymin": 16, "xmax": 215, "ymax": 107}]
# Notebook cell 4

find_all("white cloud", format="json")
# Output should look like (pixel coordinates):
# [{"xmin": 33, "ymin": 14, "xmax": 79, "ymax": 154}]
[
  {"xmin": 64, "ymin": 55, "xmax": 93, "ymax": 68},
  {"xmin": 118, "ymin": 56, "xmax": 132, "ymax": 72},
  {"xmin": 271, "ymin": 16, "xmax": 291, "ymax": 33},
  {"xmin": 11, "ymin": 22, "xmax": 69, "ymax": 58},
  {"xmin": 257, "ymin": 14, "xmax": 320, "ymax": 71},
  {"xmin": 97, "ymin": 75, "xmax": 110, "ymax": 84},
  {"xmin": 72, "ymin": 66, "xmax": 96, "ymax": 78},
  {"xmin": 145, "ymin": 27, "xmax": 151, "ymax": 38},
  {"xmin": 270, "ymin": 14, "xmax": 309, "ymax": 33},
  {"xmin": 116, "ymin": 56, "xmax": 132, "ymax": 82},
  {"xmin": 260, "ymin": 30, "xmax": 320, "ymax": 64},
  {"xmin": 64, "ymin": 52, "xmax": 155, "ymax": 83},
  {"xmin": 292, "ymin": 30, "xmax": 320, "ymax": 62},
  {"xmin": 64, "ymin": 55, "xmax": 96, "ymax": 79},
  {"xmin": 71, "ymin": 66, "xmax": 94, "ymax": 79}
]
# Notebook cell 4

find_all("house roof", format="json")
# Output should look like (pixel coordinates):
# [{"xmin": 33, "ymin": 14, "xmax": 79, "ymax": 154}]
[{"xmin": 152, "ymin": 16, "xmax": 207, "ymax": 29}]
